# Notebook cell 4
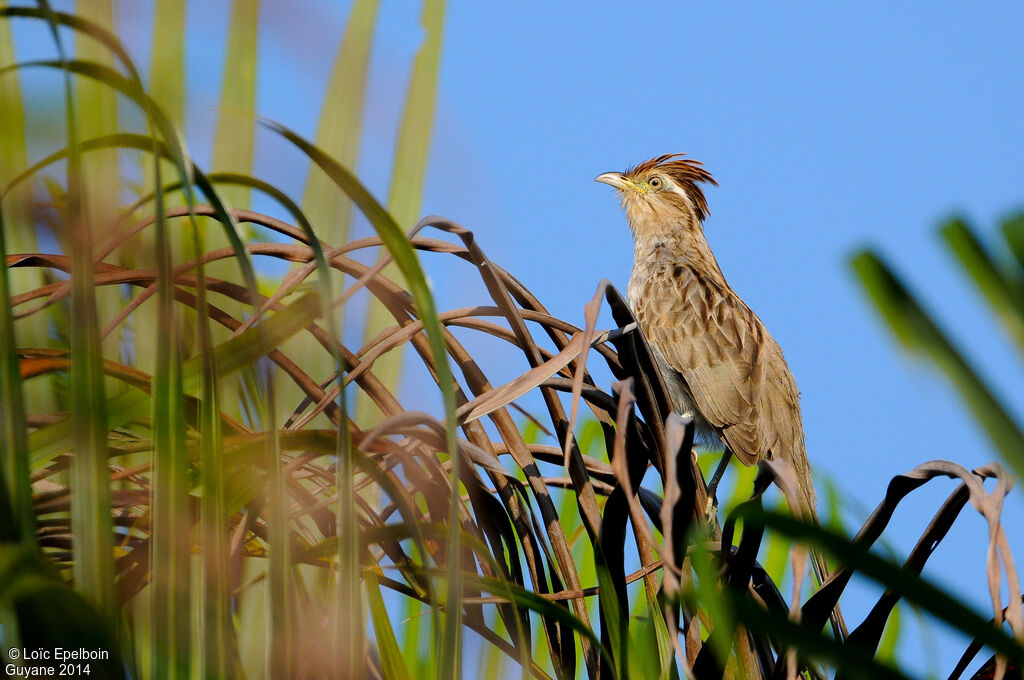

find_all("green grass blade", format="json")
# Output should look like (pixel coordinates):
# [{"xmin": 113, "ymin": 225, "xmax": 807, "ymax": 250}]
[
  {"xmin": 198, "ymin": 348, "xmax": 236, "ymax": 679},
  {"xmin": 386, "ymin": 3, "xmax": 451, "ymax": 673},
  {"xmin": 264, "ymin": 368, "xmax": 293, "ymax": 679},
  {"xmin": 850, "ymin": 249, "xmax": 1024, "ymax": 481},
  {"xmin": 595, "ymin": 554, "xmax": 631, "ymax": 680},
  {"xmin": 293, "ymin": 0, "xmax": 378, "ymax": 437},
  {"xmin": 386, "ymin": 0, "xmax": 443, "ymax": 229},
  {"xmin": 136, "ymin": 6, "xmax": 187, "ymax": 491},
  {"xmin": 0, "ymin": 6, "xmax": 30, "ymax": 211},
  {"xmin": 0, "ymin": 4, "xmax": 35, "ymax": 540},
  {"xmin": 205, "ymin": 0, "xmax": 262, "ymax": 426},
  {"xmin": 148, "ymin": 153, "xmax": 192, "ymax": 680},
  {"xmin": 302, "ymin": 0, "xmax": 378, "ymax": 247},
  {"xmin": 355, "ymin": 0, "xmax": 444, "ymax": 429},
  {"xmin": 131, "ymin": 16, "xmax": 185, "ymax": 534},
  {"xmin": 458, "ymin": 571, "xmax": 607, "ymax": 656},
  {"xmin": 690, "ymin": 535, "xmax": 733, "ymax": 671},
  {"xmin": 333, "ymin": 386, "xmax": 357, "ymax": 680},
  {"xmin": 0, "ymin": 207, "xmax": 32, "ymax": 543},
  {"xmin": 940, "ymin": 217, "xmax": 1024, "ymax": 354},
  {"xmin": 202, "ymin": 12, "xmax": 261, "ymax": 673},
  {"xmin": 262, "ymin": 118, "xmax": 460, "ymax": 678},
  {"xmin": 38, "ymin": 0, "xmax": 115, "ymax": 618},
  {"xmin": 367, "ymin": 573, "xmax": 413, "ymax": 680},
  {"xmin": 211, "ymin": 0, "xmax": 259, "ymax": 210},
  {"xmin": 148, "ymin": 0, "xmax": 184, "ymax": 128},
  {"xmin": 878, "ymin": 603, "xmax": 901, "ymax": 664},
  {"xmin": 143, "ymin": 9, "xmax": 197, "ymax": 671},
  {"xmin": 0, "ymin": 5, "xmax": 35, "ymax": 257},
  {"xmin": 295, "ymin": 0, "xmax": 379, "ymax": 421},
  {"xmin": 195, "ymin": 322, "xmax": 236, "ymax": 678},
  {"xmin": 141, "ymin": 0, "xmax": 185, "ymax": 227},
  {"xmin": 294, "ymin": 9, "xmax": 379, "ymax": 567},
  {"xmin": 1001, "ymin": 213, "xmax": 1024, "ymax": 272},
  {"xmin": 74, "ymin": 0, "xmax": 121, "ymax": 396},
  {"xmin": 0, "ymin": 2, "xmax": 53, "ymax": 418}
]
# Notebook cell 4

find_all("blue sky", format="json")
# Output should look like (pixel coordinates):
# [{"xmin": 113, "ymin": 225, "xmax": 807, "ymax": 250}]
[{"xmin": 12, "ymin": 1, "xmax": 1024, "ymax": 675}]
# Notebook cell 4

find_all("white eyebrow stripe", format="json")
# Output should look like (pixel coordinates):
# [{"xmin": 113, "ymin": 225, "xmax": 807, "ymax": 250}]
[{"xmin": 667, "ymin": 181, "xmax": 692, "ymax": 204}]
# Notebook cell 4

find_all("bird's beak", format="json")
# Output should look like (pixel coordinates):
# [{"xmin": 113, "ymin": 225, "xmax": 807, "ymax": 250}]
[{"xmin": 595, "ymin": 172, "xmax": 631, "ymax": 192}]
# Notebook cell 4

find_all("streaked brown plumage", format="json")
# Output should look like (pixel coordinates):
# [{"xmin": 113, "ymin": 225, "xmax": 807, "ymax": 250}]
[
  {"xmin": 600, "ymin": 155, "xmax": 810, "ymax": 494},
  {"xmin": 596, "ymin": 155, "xmax": 841, "ymax": 619}
]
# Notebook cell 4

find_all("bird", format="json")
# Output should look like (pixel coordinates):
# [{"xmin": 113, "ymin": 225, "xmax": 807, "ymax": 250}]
[{"xmin": 596, "ymin": 153, "xmax": 846, "ymax": 636}]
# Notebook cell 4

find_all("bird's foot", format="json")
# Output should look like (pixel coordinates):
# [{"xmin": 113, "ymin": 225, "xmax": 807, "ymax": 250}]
[
  {"xmin": 703, "ymin": 494, "xmax": 719, "ymax": 518},
  {"xmin": 704, "ymin": 480, "xmax": 721, "ymax": 518}
]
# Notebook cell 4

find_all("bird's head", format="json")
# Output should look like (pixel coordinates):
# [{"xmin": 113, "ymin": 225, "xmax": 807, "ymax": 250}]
[{"xmin": 596, "ymin": 154, "xmax": 718, "ymax": 236}]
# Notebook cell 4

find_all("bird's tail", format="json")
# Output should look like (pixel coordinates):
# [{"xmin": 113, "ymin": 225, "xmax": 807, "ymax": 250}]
[
  {"xmin": 796, "ymin": 473, "xmax": 849, "ymax": 641},
  {"xmin": 811, "ymin": 545, "xmax": 848, "ymax": 640}
]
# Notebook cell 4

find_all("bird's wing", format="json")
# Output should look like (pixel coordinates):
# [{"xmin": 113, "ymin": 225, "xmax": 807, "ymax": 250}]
[{"xmin": 633, "ymin": 264, "xmax": 768, "ymax": 464}]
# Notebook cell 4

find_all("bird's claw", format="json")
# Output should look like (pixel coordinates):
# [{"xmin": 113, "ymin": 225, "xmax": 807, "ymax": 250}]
[{"xmin": 704, "ymin": 493, "xmax": 719, "ymax": 518}]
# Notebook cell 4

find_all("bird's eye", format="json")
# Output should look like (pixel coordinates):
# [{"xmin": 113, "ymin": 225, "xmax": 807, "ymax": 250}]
[{"xmin": 648, "ymin": 176, "xmax": 663, "ymax": 189}]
